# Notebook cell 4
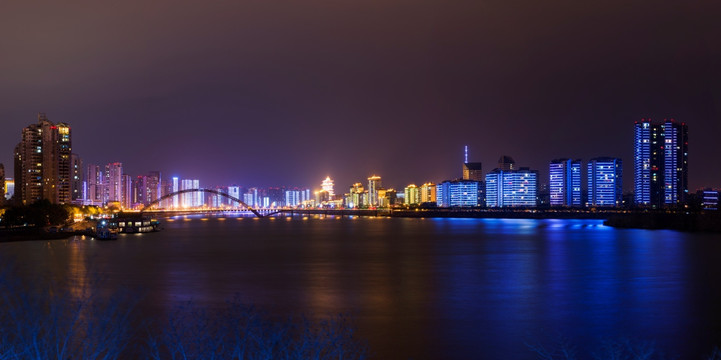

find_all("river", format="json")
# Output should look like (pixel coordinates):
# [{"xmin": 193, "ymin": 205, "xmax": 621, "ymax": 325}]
[{"xmin": 1, "ymin": 215, "xmax": 720, "ymax": 359}]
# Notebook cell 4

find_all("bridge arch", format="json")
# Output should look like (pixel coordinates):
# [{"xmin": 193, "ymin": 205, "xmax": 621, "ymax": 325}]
[{"xmin": 141, "ymin": 188, "xmax": 262, "ymax": 218}]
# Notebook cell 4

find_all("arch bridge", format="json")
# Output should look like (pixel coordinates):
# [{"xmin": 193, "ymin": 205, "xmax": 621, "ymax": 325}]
[{"xmin": 141, "ymin": 188, "xmax": 263, "ymax": 218}]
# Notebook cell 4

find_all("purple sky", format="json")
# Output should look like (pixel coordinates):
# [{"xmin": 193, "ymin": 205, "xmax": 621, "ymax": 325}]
[{"xmin": 2, "ymin": 0, "xmax": 720, "ymax": 191}]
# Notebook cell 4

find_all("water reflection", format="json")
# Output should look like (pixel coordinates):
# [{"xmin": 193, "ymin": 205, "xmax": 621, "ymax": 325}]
[{"xmin": 0, "ymin": 217, "xmax": 717, "ymax": 359}]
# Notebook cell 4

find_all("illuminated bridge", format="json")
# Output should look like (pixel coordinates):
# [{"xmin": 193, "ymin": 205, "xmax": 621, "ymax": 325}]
[{"xmin": 140, "ymin": 188, "xmax": 264, "ymax": 218}]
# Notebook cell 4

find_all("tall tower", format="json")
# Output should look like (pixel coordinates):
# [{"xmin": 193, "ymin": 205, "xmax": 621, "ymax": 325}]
[
  {"xmin": 55, "ymin": 122, "xmax": 72, "ymax": 204},
  {"xmin": 462, "ymin": 146, "xmax": 483, "ymax": 181},
  {"xmin": 14, "ymin": 113, "xmax": 72, "ymax": 205},
  {"xmin": 70, "ymin": 154, "xmax": 83, "ymax": 204},
  {"xmin": 122, "ymin": 174, "xmax": 133, "ymax": 209},
  {"xmin": 368, "ymin": 175, "xmax": 382, "ymax": 207},
  {"xmin": 104, "ymin": 162, "xmax": 123, "ymax": 203},
  {"xmin": 85, "ymin": 164, "xmax": 104, "ymax": 206},
  {"xmin": 634, "ymin": 119, "xmax": 688, "ymax": 208},
  {"xmin": 663, "ymin": 120, "xmax": 688, "ymax": 206},
  {"xmin": 549, "ymin": 159, "xmax": 582, "ymax": 207},
  {"xmin": 147, "ymin": 171, "xmax": 162, "ymax": 205},
  {"xmin": 172, "ymin": 177, "xmax": 179, "ymax": 208}
]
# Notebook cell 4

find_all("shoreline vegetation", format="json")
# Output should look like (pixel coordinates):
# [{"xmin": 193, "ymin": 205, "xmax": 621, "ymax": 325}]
[{"xmin": 0, "ymin": 199, "xmax": 104, "ymax": 242}]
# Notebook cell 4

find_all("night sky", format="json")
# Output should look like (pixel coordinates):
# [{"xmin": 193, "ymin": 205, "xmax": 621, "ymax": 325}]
[{"xmin": 2, "ymin": 0, "xmax": 720, "ymax": 191}]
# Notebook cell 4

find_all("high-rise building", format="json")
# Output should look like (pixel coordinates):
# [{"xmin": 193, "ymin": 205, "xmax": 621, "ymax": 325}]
[
  {"xmin": 485, "ymin": 168, "xmax": 538, "ymax": 207},
  {"xmin": 301, "ymin": 189, "xmax": 311, "ymax": 204},
  {"xmin": 463, "ymin": 146, "xmax": 483, "ymax": 182},
  {"xmin": 436, "ymin": 180, "xmax": 481, "ymax": 207},
  {"xmin": 321, "ymin": 176, "xmax": 334, "ymax": 198},
  {"xmin": 70, "ymin": 154, "xmax": 84, "ymax": 204},
  {"xmin": 0, "ymin": 164, "xmax": 4, "ymax": 206},
  {"xmin": 146, "ymin": 171, "xmax": 162, "ymax": 205},
  {"xmin": 267, "ymin": 187, "xmax": 285, "ymax": 207},
  {"xmin": 285, "ymin": 189, "xmax": 301, "ymax": 207},
  {"xmin": 104, "ymin": 162, "xmax": 123, "ymax": 204},
  {"xmin": 180, "ymin": 179, "xmax": 201, "ymax": 208},
  {"xmin": 55, "ymin": 122, "xmax": 72, "ymax": 204},
  {"xmin": 85, "ymin": 164, "xmax": 104, "ymax": 206},
  {"xmin": 172, "ymin": 177, "xmax": 179, "ymax": 208},
  {"xmin": 549, "ymin": 159, "xmax": 582, "ymax": 207},
  {"xmin": 228, "ymin": 185, "xmax": 240, "ymax": 205},
  {"xmin": 14, "ymin": 114, "xmax": 73, "ymax": 205},
  {"xmin": 345, "ymin": 183, "xmax": 366, "ymax": 208},
  {"xmin": 368, "ymin": 175, "xmax": 382, "ymax": 207},
  {"xmin": 498, "ymin": 156, "xmax": 516, "ymax": 171},
  {"xmin": 404, "ymin": 184, "xmax": 420, "ymax": 205},
  {"xmin": 244, "ymin": 187, "xmax": 259, "ymax": 208},
  {"xmin": 121, "ymin": 174, "xmax": 133, "ymax": 209},
  {"xmin": 211, "ymin": 187, "xmax": 228, "ymax": 208},
  {"xmin": 420, "ymin": 182, "xmax": 436, "ymax": 204},
  {"xmin": 133, "ymin": 175, "xmax": 148, "ymax": 206},
  {"xmin": 634, "ymin": 119, "xmax": 688, "ymax": 208},
  {"xmin": 588, "ymin": 157, "xmax": 623, "ymax": 207},
  {"xmin": 158, "ymin": 179, "xmax": 174, "ymax": 208},
  {"xmin": 380, "ymin": 188, "xmax": 397, "ymax": 207},
  {"xmin": 663, "ymin": 120, "xmax": 688, "ymax": 205},
  {"xmin": 462, "ymin": 147, "xmax": 484, "ymax": 182},
  {"xmin": 463, "ymin": 163, "xmax": 484, "ymax": 181}
]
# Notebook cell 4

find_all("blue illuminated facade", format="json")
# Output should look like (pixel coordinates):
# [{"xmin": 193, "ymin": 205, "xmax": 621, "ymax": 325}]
[
  {"xmin": 662, "ymin": 120, "xmax": 688, "ymax": 206},
  {"xmin": 436, "ymin": 180, "xmax": 481, "ymax": 207},
  {"xmin": 485, "ymin": 168, "xmax": 538, "ymax": 207},
  {"xmin": 634, "ymin": 119, "xmax": 688, "ymax": 208},
  {"xmin": 702, "ymin": 189, "xmax": 719, "ymax": 211},
  {"xmin": 587, "ymin": 157, "xmax": 622, "ymax": 207},
  {"xmin": 549, "ymin": 159, "xmax": 581, "ymax": 207}
]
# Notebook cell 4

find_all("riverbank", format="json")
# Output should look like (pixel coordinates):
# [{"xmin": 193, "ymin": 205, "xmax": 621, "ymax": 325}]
[
  {"xmin": 604, "ymin": 212, "xmax": 721, "ymax": 232},
  {"xmin": 0, "ymin": 220, "xmax": 96, "ymax": 243},
  {"xmin": 282, "ymin": 208, "xmax": 615, "ymax": 219},
  {"xmin": 0, "ymin": 228, "xmax": 77, "ymax": 242},
  {"xmin": 282, "ymin": 208, "xmax": 721, "ymax": 232}
]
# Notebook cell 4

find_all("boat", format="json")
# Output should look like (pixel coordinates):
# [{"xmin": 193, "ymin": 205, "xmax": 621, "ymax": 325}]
[
  {"xmin": 116, "ymin": 215, "xmax": 161, "ymax": 234},
  {"xmin": 95, "ymin": 220, "xmax": 119, "ymax": 240}
]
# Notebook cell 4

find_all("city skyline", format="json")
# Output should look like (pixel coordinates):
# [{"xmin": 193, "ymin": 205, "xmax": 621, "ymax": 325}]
[
  {"xmin": 2, "ymin": 113, "xmax": 716, "ymax": 195},
  {"xmin": 1, "ymin": 1, "xmax": 720, "ymax": 191},
  {"xmin": 1, "ymin": 113, "xmax": 713, "ymax": 210}
]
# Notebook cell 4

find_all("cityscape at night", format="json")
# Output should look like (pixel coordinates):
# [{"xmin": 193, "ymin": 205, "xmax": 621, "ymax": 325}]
[
  {"xmin": 1, "ymin": 113, "xmax": 715, "ymax": 212},
  {"xmin": 1, "ymin": 0, "xmax": 721, "ymax": 359}
]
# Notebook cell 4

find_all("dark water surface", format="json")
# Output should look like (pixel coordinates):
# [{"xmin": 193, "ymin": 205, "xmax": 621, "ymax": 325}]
[{"xmin": 2, "ymin": 215, "xmax": 720, "ymax": 359}]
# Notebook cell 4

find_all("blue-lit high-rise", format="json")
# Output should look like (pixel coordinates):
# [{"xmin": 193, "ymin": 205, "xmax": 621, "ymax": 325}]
[
  {"xmin": 228, "ymin": 185, "xmax": 240, "ymax": 205},
  {"xmin": 634, "ymin": 119, "xmax": 688, "ymax": 208},
  {"xmin": 549, "ymin": 159, "xmax": 581, "ymax": 207},
  {"xmin": 172, "ymin": 177, "xmax": 179, "ymax": 208},
  {"xmin": 485, "ymin": 168, "xmax": 538, "ymax": 208},
  {"xmin": 662, "ymin": 120, "xmax": 688, "ymax": 205},
  {"xmin": 285, "ymin": 189, "xmax": 301, "ymax": 207},
  {"xmin": 588, "ymin": 157, "xmax": 622, "ymax": 207},
  {"xmin": 180, "ymin": 179, "xmax": 202, "ymax": 207},
  {"xmin": 436, "ymin": 180, "xmax": 481, "ymax": 207}
]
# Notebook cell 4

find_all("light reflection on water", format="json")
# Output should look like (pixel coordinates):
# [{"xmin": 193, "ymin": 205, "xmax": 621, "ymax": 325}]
[{"xmin": 0, "ymin": 216, "xmax": 718, "ymax": 359}]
